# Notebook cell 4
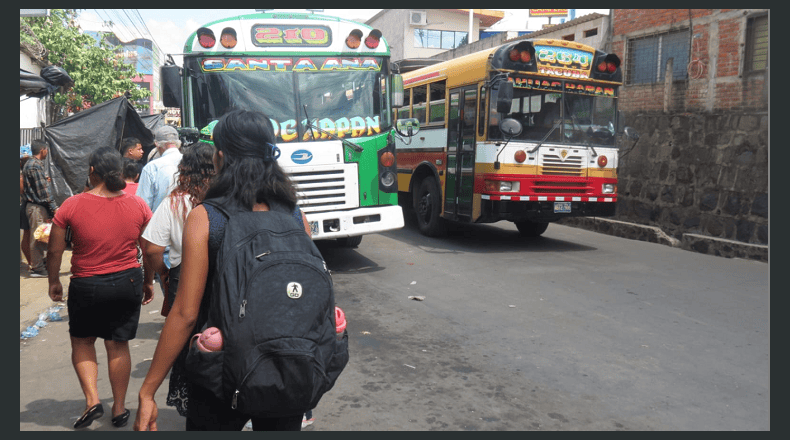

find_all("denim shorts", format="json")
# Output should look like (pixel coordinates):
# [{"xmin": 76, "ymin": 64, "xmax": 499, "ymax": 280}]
[{"xmin": 67, "ymin": 267, "xmax": 143, "ymax": 341}]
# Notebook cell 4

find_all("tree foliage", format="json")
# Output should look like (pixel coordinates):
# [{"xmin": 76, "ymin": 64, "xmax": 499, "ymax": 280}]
[{"xmin": 20, "ymin": 9, "xmax": 151, "ymax": 115}]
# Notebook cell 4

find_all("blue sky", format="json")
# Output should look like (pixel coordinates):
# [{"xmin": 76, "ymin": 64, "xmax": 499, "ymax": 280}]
[{"xmin": 78, "ymin": 9, "xmax": 608, "ymax": 64}]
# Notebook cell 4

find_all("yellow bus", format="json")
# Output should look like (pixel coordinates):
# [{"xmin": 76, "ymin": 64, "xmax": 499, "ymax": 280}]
[{"xmin": 394, "ymin": 39, "xmax": 638, "ymax": 237}]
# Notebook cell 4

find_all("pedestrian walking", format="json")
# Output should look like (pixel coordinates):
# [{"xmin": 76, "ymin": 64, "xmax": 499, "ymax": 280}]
[
  {"xmin": 20, "ymin": 155, "xmax": 33, "ymax": 270},
  {"xmin": 22, "ymin": 139, "xmax": 58, "ymax": 277},
  {"xmin": 121, "ymin": 137, "xmax": 144, "ymax": 161},
  {"xmin": 46, "ymin": 146, "xmax": 154, "ymax": 429},
  {"xmin": 140, "ymin": 141, "xmax": 215, "ymax": 416},
  {"xmin": 134, "ymin": 110, "xmax": 311, "ymax": 431}
]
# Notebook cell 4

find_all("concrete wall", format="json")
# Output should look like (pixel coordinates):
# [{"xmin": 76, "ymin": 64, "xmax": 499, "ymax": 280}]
[
  {"xmin": 20, "ymin": 52, "xmax": 46, "ymax": 130},
  {"xmin": 584, "ymin": 9, "xmax": 769, "ymax": 260}
]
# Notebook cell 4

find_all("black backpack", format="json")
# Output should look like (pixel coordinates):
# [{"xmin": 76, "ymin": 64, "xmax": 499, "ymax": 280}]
[{"xmin": 185, "ymin": 198, "xmax": 349, "ymax": 418}]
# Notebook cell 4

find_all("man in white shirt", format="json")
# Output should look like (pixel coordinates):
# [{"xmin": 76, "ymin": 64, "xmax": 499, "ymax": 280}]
[
  {"xmin": 137, "ymin": 125, "xmax": 183, "ymax": 276},
  {"xmin": 137, "ymin": 126, "xmax": 183, "ymax": 212}
]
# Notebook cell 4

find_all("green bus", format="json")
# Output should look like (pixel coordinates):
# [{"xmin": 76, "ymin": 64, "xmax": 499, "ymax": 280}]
[{"xmin": 161, "ymin": 11, "xmax": 417, "ymax": 247}]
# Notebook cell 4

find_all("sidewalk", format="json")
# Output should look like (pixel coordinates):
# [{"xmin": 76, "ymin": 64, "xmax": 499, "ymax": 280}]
[{"xmin": 19, "ymin": 245, "xmax": 186, "ymax": 431}]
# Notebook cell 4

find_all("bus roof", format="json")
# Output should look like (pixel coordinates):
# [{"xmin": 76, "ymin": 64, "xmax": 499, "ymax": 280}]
[
  {"xmin": 402, "ymin": 38, "xmax": 622, "ymax": 88},
  {"xmin": 183, "ymin": 12, "xmax": 390, "ymax": 57}
]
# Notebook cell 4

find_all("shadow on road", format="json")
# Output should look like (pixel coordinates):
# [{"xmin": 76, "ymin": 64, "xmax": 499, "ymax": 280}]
[
  {"xmin": 383, "ymin": 211, "xmax": 598, "ymax": 255},
  {"xmin": 315, "ymin": 241, "xmax": 386, "ymax": 274}
]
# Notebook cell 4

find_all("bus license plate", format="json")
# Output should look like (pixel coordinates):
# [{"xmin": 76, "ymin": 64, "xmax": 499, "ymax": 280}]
[
  {"xmin": 309, "ymin": 221, "xmax": 319, "ymax": 236},
  {"xmin": 554, "ymin": 202, "xmax": 571, "ymax": 213}
]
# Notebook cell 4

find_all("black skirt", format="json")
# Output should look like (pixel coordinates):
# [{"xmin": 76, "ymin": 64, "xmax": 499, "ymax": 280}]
[{"xmin": 67, "ymin": 267, "xmax": 144, "ymax": 341}]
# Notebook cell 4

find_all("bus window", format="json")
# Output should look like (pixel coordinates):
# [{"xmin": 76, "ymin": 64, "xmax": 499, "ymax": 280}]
[
  {"xmin": 412, "ymin": 85, "xmax": 427, "ymax": 124},
  {"xmin": 428, "ymin": 81, "xmax": 446, "ymax": 125}
]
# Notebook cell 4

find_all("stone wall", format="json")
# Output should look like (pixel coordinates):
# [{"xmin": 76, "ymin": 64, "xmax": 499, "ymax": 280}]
[{"xmin": 617, "ymin": 111, "xmax": 768, "ymax": 243}]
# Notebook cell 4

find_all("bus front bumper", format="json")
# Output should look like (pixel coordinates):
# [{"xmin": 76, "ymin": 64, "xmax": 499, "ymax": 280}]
[{"xmin": 304, "ymin": 205, "xmax": 405, "ymax": 240}]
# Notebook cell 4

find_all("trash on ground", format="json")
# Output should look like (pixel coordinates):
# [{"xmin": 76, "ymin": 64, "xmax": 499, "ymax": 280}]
[
  {"xmin": 408, "ymin": 296, "xmax": 426, "ymax": 301},
  {"xmin": 361, "ymin": 331, "xmax": 371, "ymax": 335},
  {"xmin": 509, "ymin": 305, "xmax": 516, "ymax": 308},
  {"xmin": 410, "ymin": 281, "xmax": 417, "ymax": 285},
  {"xmin": 21, "ymin": 326, "xmax": 39, "ymax": 339},
  {"xmin": 404, "ymin": 364, "xmax": 416, "ymax": 369}
]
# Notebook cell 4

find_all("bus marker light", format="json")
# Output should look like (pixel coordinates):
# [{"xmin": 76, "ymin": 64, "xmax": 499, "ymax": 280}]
[
  {"xmin": 520, "ymin": 51, "xmax": 531, "ymax": 63},
  {"xmin": 197, "ymin": 27, "xmax": 216, "ymax": 48},
  {"xmin": 380, "ymin": 151, "xmax": 395, "ymax": 167},
  {"xmin": 220, "ymin": 28, "xmax": 237, "ymax": 48},
  {"xmin": 380, "ymin": 171, "xmax": 396, "ymax": 187},
  {"xmin": 509, "ymin": 49, "xmax": 520, "ymax": 62},
  {"xmin": 365, "ymin": 29, "xmax": 382, "ymax": 49},
  {"xmin": 597, "ymin": 155, "xmax": 608, "ymax": 167},
  {"xmin": 514, "ymin": 150, "xmax": 527, "ymax": 163},
  {"xmin": 346, "ymin": 29, "xmax": 363, "ymax": 49}
]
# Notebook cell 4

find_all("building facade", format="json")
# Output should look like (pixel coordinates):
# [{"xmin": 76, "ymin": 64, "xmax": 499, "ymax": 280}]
[
  {"xmin": 85, "ymin": 31, "xmax": 163, "ymax": 115},
  {"xmin": 366, "ymin": 9, "xmax": 504, "ymax": 63},
  {"xmin": 580, "ymin": 9, "xmax": 769, "ymax": 260},
  {"xmin": 428, "ymin": 12, "xmax": 609, "ymax": 62}
]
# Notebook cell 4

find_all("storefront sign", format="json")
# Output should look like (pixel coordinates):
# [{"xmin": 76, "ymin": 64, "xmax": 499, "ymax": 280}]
[{"xmin": 530, "ymin": 9, "xmax": 569, "ymax": 17}]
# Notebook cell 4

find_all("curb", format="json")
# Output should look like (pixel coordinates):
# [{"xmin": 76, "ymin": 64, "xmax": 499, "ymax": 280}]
[{"xmin": 556, "ymin": 217, "xmax": 767, "ymax": 263}]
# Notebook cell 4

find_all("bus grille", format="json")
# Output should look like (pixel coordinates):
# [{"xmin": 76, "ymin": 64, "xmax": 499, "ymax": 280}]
[
  {"xmin": 287, "ymin": 164, "xmax": 359, "ymax": 213},
  {"xmin": 541, "ymin": 151, "xmax": 584, "ymax": 176}
]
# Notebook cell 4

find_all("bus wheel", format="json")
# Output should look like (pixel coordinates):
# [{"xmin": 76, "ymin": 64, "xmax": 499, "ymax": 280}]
[
  {"xmin": 515, "ymin": 220, "xmax": 549, "ymax": 237},
  {"xmin": 337, "ymin": 235, "xmax": 362, "ymax": 248},
  {"xmin": 414, "ymin": 178, "xmax": 447, "ymax": 237}
]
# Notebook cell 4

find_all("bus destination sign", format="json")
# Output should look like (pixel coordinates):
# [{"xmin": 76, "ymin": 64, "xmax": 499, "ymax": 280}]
[
  {"xmin": 252, "ymin": 25, "xmax": 332, "ymax": 47},
  {"xmin": 534, "ymin": 44, "xmax": 595, "ymax": 79}
]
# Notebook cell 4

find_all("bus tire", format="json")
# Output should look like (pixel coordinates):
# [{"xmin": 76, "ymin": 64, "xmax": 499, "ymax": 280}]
[
  {"xmin": 413, "ymin": 177, "xmax": 447, "ymax": 237},
  {"xmin": 337, "ymin": 235, "xmax": 362, "ymax": 248},
  {"xmin": 515, "ymin": 220, "xmax": 549, "ymax": 237}
]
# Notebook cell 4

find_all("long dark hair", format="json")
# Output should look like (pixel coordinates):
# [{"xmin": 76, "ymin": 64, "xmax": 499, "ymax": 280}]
[
  {"xmin": 89, "ymin": 147, "xmax": 126, "ymax": 192},
  {"xmin": 204, "ymin": 109, "xmax": 297, "ymax": 211},
  {"xmin": 169, "ymin": 141, "xmax": 216, "ymax": 220}
]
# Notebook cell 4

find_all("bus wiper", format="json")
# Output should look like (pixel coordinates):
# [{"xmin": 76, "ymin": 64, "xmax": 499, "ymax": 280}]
[
  {"xmin": 527, "ymin": 120, "xmax": 562, "ymax": 154},
  {"xmin": 302, "ymin": 105, "xmax": 364, "ymax": 152}
]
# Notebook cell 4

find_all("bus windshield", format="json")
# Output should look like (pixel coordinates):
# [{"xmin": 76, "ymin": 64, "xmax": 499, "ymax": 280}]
[
  {"xmin": 488, "ymin": 80, "xmax": 618, "ymax": 146},
  {"xmin": 188, "ymin": 57, "xmax": 390, "ymax": 142}
]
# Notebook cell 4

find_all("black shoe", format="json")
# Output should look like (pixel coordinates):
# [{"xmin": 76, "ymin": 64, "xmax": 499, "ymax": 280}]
[
  {"xmin": 111, "ymin": 409, "xmax": 130, "ymax": 428},
  {"xmin": 29, "ymin": 269, "xmax": 48, "ymax": 278},
  {"xmin": 74, "ymin": 403, "xmax": 104, "ymax": 429}
]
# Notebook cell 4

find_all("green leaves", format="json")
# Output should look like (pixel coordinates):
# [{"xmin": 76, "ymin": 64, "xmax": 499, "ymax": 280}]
[{"xmin": 21, "ymin": 9, "xmax": 152, "ymax": 114}]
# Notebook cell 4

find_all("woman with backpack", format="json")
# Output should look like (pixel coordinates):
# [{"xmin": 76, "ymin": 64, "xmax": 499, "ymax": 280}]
[
  {"xmin": 134, "ymin": 109, "xmax": 311, "ymax": 431},
  {"xmin": 139, "ymin": 141, "xmax": 216, "ymax": 416},
  {"xmin": 47, "ymin": 146, "xmax": 154, "ymax": 429}
]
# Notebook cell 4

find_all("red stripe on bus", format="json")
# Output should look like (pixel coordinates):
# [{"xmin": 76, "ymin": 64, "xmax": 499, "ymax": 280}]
[{"xmin": 403, "ymin": 71, "xmax": 441, "ymax": 86}]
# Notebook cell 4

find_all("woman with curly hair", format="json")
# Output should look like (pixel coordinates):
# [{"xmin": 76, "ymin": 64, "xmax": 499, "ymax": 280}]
[{"xmin": 140, "ymin": 141, "xmax": 216, "ymax": 418}]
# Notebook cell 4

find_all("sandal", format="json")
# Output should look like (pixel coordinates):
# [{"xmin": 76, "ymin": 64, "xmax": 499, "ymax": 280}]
[
  {"xmin": 111, "ymin": 409, "xmax": 131, "ymax": 428},
  {"xmin": 74, "ymin": 403, "xmax": 104, "ymax": 429}
]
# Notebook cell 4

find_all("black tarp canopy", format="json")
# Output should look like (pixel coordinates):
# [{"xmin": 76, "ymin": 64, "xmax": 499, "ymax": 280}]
[
  {"xmin": 20, "ymin": 66, "xmax": 73, "ymax": 98},
  {"xmin": 43, "ymin": 96, "xmax": 158, "ymax": 205}
]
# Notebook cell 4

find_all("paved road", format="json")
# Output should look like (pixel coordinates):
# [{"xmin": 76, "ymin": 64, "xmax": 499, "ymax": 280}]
[{"xmin": 19, "ymin": 220, "xmax": 769, "ymax": 430}]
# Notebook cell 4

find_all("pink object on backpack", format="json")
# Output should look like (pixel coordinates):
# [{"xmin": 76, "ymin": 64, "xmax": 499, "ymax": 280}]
[
  {"xmin": 192, "ymin": 327, "xmax": 223, "ymax": 352},
  {"xmin": 335, "ymin": 307, "xmax": 346, "ymax": 334}
]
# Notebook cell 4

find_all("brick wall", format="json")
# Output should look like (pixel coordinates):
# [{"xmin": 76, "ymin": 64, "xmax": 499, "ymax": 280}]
[{"xmin": 604, "ymin": 9, "xmax": 768, "ymax": 249}]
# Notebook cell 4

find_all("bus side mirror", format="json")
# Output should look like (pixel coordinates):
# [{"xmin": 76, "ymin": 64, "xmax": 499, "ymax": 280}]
[
  {"xmin": 396, "ymin": 118, "xmax": 420, "ymax": 137},
  {"xmin": 392, "ymin": 74, "xmax": 404, "ymax": 108},
  {"xmin": 161, "ymin": 64, "xmax": 182, "ymax": 108},
  {"xmin": 496, "ymin": 81, "xmax": 514, "ymax": 114}
]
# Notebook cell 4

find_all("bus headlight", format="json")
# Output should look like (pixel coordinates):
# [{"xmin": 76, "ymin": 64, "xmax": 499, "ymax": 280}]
[
  {"xmin": 380, "ymin": 171, "xmax": 396, "ymax": 187},
  {"xmin": 602, "ymin": 183, "xmax": 615, "ymax": 194},
  {"xmin": 484, "ymin": 180, "xmax": 518, "ymax": 192}
]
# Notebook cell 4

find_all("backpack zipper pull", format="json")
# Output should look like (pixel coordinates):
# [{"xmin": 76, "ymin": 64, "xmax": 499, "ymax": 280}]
[
  {"xmin": 239, "ymin": 299, "xmax": 247, "ymax": 318},
  {"xmin": 255, "ymin": 251, "xmax": 271, "ymax": 260},
  {"xmin": 232, "ymin": 389, "xmax": 239, "ymax": 409}
]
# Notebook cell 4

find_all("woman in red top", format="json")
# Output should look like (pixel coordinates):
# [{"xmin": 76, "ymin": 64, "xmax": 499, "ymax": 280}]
[{"xmin": 47, "ymin": 147, "xmax": 153, "ymax": 429}]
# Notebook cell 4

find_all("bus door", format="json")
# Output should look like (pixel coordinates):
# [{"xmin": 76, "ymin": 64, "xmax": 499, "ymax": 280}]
[{"xmin": 445, "ymin": 86, "xmax": 477, "ymax": 221}]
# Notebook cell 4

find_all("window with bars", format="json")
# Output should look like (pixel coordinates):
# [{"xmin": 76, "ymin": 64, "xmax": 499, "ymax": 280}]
[
  {"xmin": 744, "ymin": 14, "xmax": 768, "ymax": 73},
  {"xmin": 626, "ymin": 29, "xmax": 690, "ymax": 85}
]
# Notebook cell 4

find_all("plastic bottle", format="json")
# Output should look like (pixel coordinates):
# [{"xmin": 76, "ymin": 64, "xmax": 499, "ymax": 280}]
[{"xmin": 21, "ymin": 326, "xmax": 39, "ymax": 339}]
